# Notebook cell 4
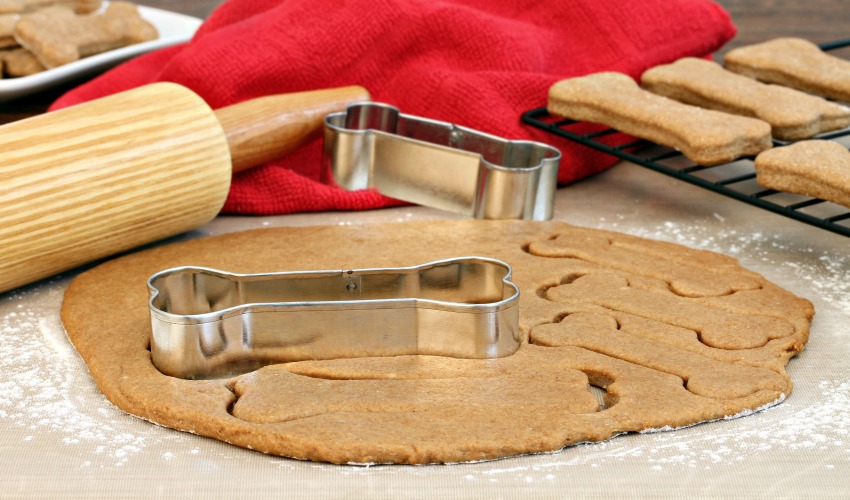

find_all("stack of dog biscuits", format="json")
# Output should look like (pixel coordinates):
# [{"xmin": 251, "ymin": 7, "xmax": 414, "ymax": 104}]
[
  {"xmin": 641, "ymin": 57, "xmax": 850, "ymax": 141},
  {"xmin": 0, "ymin": 0, "xmax": 101, "ymax": 14},
  {"xmin": 548, "ymin": 72, "xmax": 772, "ymax": 166},
  {"xmin": 0, "ymin": 1, "xmax": 157, "ymax": 79},
  {"xmin": 547, "ymin": 37, "xmax": 850, "ymax": 209},
  {"xmin": 725, "ymin": 38, "xmax": 850, "ymax": 102},
  {"xmin": 0, "ymin": 14, "xmax": 18, "ymax": 48}
]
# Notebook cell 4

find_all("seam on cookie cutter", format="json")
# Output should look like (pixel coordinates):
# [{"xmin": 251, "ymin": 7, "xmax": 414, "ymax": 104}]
[
  {"xmin": 148, "ymin": 257, "xmax": 521, "ymax": 379},
  {"xmin": 322, "ymin": 102, "xmax": 561, "ymax": 221}
]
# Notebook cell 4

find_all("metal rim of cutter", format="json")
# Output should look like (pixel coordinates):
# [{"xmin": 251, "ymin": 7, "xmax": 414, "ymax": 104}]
[
  {"xmin": 322, "ymin": 102, "xmax": 561, "ymax": 221},
  {"xmin": 147, "ymin": 257, "xmax": 521, "ymax": 379}
]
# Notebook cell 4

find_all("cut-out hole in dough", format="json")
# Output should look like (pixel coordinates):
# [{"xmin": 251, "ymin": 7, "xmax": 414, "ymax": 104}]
[
  {"xmin": 543, "ymin": 273, "xmax": 793, "ymax": 350},
  {"xmin": 537, "ymin": 273, "xmax": 585, "ymax": 298},
  {"xmin": 530, "ymin": 312, "xmax": 790, "ymax": 401},
  {"xmin": 520, "ymin": 234, "xmax": 559, "ymax": 255},
  {"xmin": 225, "ymin": 383, "xmax": 238, "ymax": 417},
  {"xmin": 525, "ymin": 232, "xmax": 762, "ymax": 298},
  {"xmin": 589, "ymin": 385, "xmax": 608, "ymax": 411},
  {"xmin": 583, "ymin": 370, "xmax": 616, "ymax": 411}
]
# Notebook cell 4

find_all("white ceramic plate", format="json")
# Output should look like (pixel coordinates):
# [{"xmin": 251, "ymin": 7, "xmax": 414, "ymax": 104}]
[{"xmin": 0, "ymin": 3, "xmax": 202, "ymax": 102}]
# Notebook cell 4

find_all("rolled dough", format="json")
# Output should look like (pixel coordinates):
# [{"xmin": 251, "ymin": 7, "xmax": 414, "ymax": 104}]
[{"xmin": 60, "ymin": 221, "xmax": 813, "ymax": 464}]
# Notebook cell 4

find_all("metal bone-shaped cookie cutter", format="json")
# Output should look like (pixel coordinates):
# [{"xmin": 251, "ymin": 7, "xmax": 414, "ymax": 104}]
[
  {"xmin": 148, "ymin": 257, "xmax": 520, "ymax": 379},
  {"xmin": 323, "ymin": 103, "xmax": 561, "ymax": 220}
]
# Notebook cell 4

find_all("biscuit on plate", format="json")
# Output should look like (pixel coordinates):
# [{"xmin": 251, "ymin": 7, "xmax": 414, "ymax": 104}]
[
  {"xmin": 0, "ymin": 13, "xmax": 17, "ymax": 48},
  {"xmin": 1, "ymin": 46, "xmax": 44, "ymax": 76},
  {"xmin": 0, "ymin": 0, "xmax": 101, "ymax": 15},
  {"xmin": 14, "ymin": 2, "xmax": 156, "ymax": 68}
]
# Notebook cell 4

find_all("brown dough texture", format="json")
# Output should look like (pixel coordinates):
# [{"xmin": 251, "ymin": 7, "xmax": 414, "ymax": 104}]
[{"xmin": 61, "ymin": 221, "xmax": 814, "ymax": 464}]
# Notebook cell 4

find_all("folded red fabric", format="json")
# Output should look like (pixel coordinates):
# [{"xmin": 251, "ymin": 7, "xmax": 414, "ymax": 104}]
[{"xmin": 51, "ymin": 0, "xmax": 735, "ymax": 215}]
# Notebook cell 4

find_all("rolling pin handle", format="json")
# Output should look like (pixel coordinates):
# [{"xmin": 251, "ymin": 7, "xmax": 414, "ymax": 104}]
[{"xmin": 213, "ymin": 85, "xmax": 371, "ymax": 173}]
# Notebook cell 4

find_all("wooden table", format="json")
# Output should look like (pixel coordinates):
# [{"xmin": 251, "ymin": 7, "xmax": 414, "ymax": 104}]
[{"xmin": 1, "ymin": 0, "xmax": 848, "ymax": 126}]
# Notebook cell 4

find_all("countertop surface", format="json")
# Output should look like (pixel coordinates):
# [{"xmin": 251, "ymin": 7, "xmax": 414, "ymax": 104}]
[{"xmin": 1, "ymin": 1, "xmax": 849, "ymax": 498}]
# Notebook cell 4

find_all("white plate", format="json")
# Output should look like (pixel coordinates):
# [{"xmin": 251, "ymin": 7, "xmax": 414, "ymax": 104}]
[{"xmin": 0, "ymin": 3, "xmax": 202, "ymax": 102}]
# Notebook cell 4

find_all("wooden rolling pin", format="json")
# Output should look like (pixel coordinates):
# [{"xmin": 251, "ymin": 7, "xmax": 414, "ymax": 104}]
[{"xmin": 0, "ymin": 83, "xmax": 370, "ymax": 294}]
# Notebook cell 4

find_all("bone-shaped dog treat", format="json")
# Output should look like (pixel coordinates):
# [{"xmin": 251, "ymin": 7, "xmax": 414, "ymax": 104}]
[
  {"xmin": 14, "ymin": 1, "xmax": 156, "ymax": 68},
  {"xmin": 642, "ymin": 57, "xmax": 850, "ymax": 141},
  {"xmin": 548, "ymin": 72, "xmax": 772, "ymax": 165},
  {"xmin": 754, "ymin": 140, "xmax": 850, "ymax": 209},
  {"xmin": 0, "ymin": 0, "xmax": 100, "ymax": 14},
  {"xmin": 1, "ymin": 46, "xmax": 44, "ymax": 75},
  {"xmin": 725, "ymin": 38, "xmax": 850, "ymax": 103}
]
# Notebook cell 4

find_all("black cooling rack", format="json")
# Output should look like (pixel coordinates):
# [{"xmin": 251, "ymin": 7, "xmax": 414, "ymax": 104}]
[{"xmin": 522, "ymin": 39, "xmax": 850, "ymax": 238}]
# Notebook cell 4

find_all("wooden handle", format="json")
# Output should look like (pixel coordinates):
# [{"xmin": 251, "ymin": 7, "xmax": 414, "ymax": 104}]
[{"xmin": 214, "ymin": 85, "xmax": 371, "ymax": 173}]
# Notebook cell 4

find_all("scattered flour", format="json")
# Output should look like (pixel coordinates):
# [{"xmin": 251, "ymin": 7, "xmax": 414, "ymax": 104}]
[{"xmin": 0, "ymin": 282, "xmax": 169, "ymax": 468}]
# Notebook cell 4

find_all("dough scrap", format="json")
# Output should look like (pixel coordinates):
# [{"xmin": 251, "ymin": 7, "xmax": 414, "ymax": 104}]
[{"xmin": 61, "ymin": 221, "xmax": 813, "ymax": 464}]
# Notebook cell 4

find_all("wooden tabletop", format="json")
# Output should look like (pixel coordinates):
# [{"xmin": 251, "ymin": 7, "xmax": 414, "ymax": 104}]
[{"xmin": 1, "ymin": 0, "xmax": 849, "ymax": 125}]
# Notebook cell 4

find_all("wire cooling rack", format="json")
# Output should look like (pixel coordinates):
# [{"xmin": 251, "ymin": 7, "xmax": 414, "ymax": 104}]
[{"xmin": 521, "ymin": 39, "xmax": 850, "ymax": 238}]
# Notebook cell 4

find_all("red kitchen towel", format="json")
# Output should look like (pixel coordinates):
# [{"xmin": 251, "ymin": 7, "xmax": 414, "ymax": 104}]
[{"xmin": 51, "ymin": 0, "xmax": 735, "ymax": 215}]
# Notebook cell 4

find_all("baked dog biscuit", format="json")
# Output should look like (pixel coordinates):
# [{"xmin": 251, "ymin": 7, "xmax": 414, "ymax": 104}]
[
  {"xmin": 0, "ymin": 13, "xmax": 17, "ymax": 48},
  {"xmin": 725, "ymin": 38, "xmax": 850, "ymax": 103},
  {"xmin": 754, "ymin": 140, "xmax": 850, "ymax": 209},
  {"xmin": 0, "ymin": 0, "xmax": 100, "ymax": 15},
  {"xmin": 1, "ymin": 46, "xmax": 44, "ymax": 76},
  {"xmin": 642, "ymin": 58, "xmax": 850, "ymax": 141},
  {"xmin": 548, "ymin": 72, "xmax": 772, "ymax": 165},
  {"xmin": 14, "ymin": 2, "xmax": 157, "ymax": 68}
]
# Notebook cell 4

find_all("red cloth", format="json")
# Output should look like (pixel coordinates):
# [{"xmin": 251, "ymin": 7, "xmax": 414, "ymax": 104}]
[{"xmin": 51, "ymin": 0, "xmax": 735, "ymax": 215}]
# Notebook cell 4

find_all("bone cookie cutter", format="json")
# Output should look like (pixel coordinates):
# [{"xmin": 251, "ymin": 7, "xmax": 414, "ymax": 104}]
[
  {"xmin": 148, "ymin": 257, "xmax": 521, "ymax": 379},
  {"xmin": 323, "ymin": 103, "xmax": 561, "ymax": 220}
]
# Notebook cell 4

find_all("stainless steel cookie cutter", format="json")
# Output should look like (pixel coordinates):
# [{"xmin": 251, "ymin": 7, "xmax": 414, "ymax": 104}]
[
  {"xmin": 148, "ymin": 257, "xmax": 520, "ymax": 379},
  {"xmin": 323, "ymin": 103, "xmax": 561, "ymax": 220}
]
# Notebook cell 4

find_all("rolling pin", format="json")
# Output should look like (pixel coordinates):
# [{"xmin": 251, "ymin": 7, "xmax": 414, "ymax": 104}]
[{"xmin": 0, "ymin": 82, "xmax": 370, "ymax": 294}]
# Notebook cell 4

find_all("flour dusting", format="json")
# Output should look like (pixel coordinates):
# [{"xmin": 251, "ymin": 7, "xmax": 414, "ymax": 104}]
[
  {"xmin": 0, "ymin": 283, "xmax": 165, "ymax": 468},
  {"xmin": 618, "ymin": 220, "xmax": 850, "ymax": 312}
]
